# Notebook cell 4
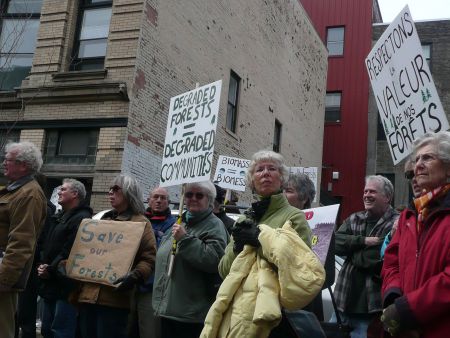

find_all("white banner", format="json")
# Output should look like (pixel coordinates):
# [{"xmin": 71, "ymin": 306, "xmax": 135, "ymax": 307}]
[
  {"xmin": 159, "ymin": 80, "xmax": 222, "ymax": 187},
  {"xmin": 289, "ymin": 167, "xmax": 318, "ymax": 202},
  {"xmin": 213, "ymin": 155, "xmax": 250, "ymax": 192},
  {"xmin": 304, "ymin": 204, "xmax": 340, "ymax": 265},
  {"xmin": 366, "ymin": 5, "xmax": 448, "ymax": 164}
]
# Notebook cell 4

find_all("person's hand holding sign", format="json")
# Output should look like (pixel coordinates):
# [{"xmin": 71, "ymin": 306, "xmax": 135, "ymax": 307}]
[{"xmin": 172, "ymin": 223, "xmax": 187, "ymax": 241}]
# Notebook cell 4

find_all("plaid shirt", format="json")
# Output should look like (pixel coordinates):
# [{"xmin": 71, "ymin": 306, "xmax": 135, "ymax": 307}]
[{"xmin": 334, "ymin": 206, "xmax": 399, "ymax": 313}]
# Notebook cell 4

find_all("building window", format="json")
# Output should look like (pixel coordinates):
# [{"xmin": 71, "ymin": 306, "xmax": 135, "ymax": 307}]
[
  {"xmin": 422, "ymin": 44, "xmax": 431, "ymax": 69},
  {"xmin": 326, "ymin": 26, "xmax": 345, "ymax": 56},
  {"xmin": 0, "ymin": 0, "xmax": 42, "ymax": 90},
  {"xmin": 325, "ymin": 92, "xmax": 341, "ymax": 122},
  {"xmin": 226, "ymin": 71, "xmax": 240, "ymax": 133},
  {"xmin": 44, "ymin": 129, "xmax": 99, "ymax": 165},
  {"xmin": 71, "ymin": 0, "xmax": 112, "ymax": 71},
  {"xmin": 273, "ymin": 119, "xmax": 282, "ymax": 153}
]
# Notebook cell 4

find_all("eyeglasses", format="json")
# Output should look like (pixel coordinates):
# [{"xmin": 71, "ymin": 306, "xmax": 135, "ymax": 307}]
[
  {"xmin": 185, "ymin": 192, "xmax": 205, "ymax": 199},
  {"xmin": 415, "ymin": 153, "xmax": 438, "ymax": 164},
  {"xmin": 109, "ymin": 185, "xmax": 122, "ymax": 193},
  {"xmin": 404, "ymin": 170, "xmax": 414, "ymax": 180}
]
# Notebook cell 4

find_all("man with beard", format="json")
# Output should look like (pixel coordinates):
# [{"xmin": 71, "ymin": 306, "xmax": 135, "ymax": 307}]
[{"xmin": 333, "ymin": 175, "xmax": 399, "ymax": 337}]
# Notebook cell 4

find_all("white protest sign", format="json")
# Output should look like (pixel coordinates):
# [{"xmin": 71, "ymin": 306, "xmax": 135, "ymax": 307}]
[
  {"xmin": 366, "ymin": 6, "xmax": 449, "ymax": 164},
  {"xmin": 213, "ymin": 155, "xmax": 250, "ymax": 192},
  {"xmin": 159, "ymin": 80, "xmax": 222, "ymax": 187},
  {"xmin": 289, "ymin": 167, "xmax": 318, "ymax": 202},
  {"xmin": 304, "ymin": 204, "xmax": 339, "ymax": 265}
]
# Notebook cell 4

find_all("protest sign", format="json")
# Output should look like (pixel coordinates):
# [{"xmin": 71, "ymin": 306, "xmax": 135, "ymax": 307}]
[
  {"xmin": 213, "ymin": 155, "xmax": 250, "ymax": 192},
  {"xmin": 289, "ymin": 167, "xmax": 318, "ymax": 202},
  {"xmin": 366, "ymin": 5, "xmax": 449, "ymax": 164},
  {"xmin": 66, "ymin": 219, "xmax": 146, "ymax": 286},
  {"xmin": 304, "ymin": 204, "xmax": 339, "ymax": 265},
  {"xmin": 159, "ymin": 80, "xmax": 222, "ymax": 187}
]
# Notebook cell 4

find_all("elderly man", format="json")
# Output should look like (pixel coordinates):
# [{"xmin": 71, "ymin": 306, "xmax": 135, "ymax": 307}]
[
  {"xmin": 38, "ymin": 178, "xmax": 92, "ymax": 338},
  {"xmin": 334, "ymin": 175, "xmax": 399, "ymax": 338},
  {"xmin": 129, "ymin": 186, "xmax": 176, "ymax": 338},
  {"xmin": 0, "ymin": 141, "xmax": 47, "ymax": 338}
]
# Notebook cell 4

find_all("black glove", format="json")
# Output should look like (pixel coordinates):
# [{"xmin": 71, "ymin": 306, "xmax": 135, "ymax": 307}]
[
  {"xmin": 381, "ymin": 303, "xmax": 402, "ymax": 336},
  {"xmin": 232, "ymin": 219, "xmax": 260, "ymax": 253},
  {"xmin": 113, "ymin": 273, "xmax": 138, "ymax": 292}
]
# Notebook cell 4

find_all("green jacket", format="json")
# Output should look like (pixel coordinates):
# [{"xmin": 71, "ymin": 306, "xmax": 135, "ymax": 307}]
[
  {"xmin": 218, "ymin": 193, "xmax": 311, "ymax": 279},
  {"xmin": 152, "ymin": 208, "xmax": 229, "ymax": 323}
]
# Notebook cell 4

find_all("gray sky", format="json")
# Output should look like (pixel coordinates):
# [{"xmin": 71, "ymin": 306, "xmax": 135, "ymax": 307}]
[{"xmin": 378, "ymin": 0, "xmax": 450, "ymax": 22}]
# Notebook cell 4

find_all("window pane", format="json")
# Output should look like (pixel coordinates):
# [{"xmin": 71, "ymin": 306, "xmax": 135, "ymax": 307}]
[
  {"xmin": 228, "ymin": 76, "xmax": 238, "ymax": 104},
  {"xmin": 58, "ymin": 131, "xmax": 89, "ymax": 156},
  {"xmin": 80, "ymin": 8, "xmax": 112, "ymax": 40},
  {"xmin": 7, "ymin": 0, "xmax": 43, "ymax": 13},
  {"xmin": 421, "ymin": 44, "xmax": 430, "ymax": 59},
  {"xmin": 327, "ymin": 27, "xmax": 344, "ymax": 56},
  {"xmin": 227, "ymin": 104, "xmax": 236, "ymax": 132},
  {"xmin": 327, "ymin": 27, "xmax": 344, "ymax": 42},
  {"xmin": 325, "ymin": 93, "xmax": 341, "ymax": 108},
  {"xmin": 78, "ymin": 39, "xmax": 107, "ymax": 58},
  {"xmin": 0, "ymin": 54, "xmax": 33, "ymax": 90},
  {"xmin": 327, "ymin": 42, "xmax": 344, "ymax": 56},
  {"xmin": 0, "ymin": 19, "xmax": 40, "ymax": 53}
]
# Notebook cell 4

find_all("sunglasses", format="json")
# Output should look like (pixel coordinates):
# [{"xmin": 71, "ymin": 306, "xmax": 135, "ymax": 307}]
[
  {"xmin": 185, "ymin": 192, "xmax": 205, "ymax": 199},
  {"xmin": 404, "ymin": 170, "xmax": 414, "ymax": 180},
  {"xmin": 109, "ymin": 185, "xmax": 122, "ymax": 192}
]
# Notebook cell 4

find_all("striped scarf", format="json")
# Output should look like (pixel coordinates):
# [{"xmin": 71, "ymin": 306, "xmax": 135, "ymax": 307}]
[{"xmin": 414, "ymin": 184, "xmax": 450, "ymax": 233}]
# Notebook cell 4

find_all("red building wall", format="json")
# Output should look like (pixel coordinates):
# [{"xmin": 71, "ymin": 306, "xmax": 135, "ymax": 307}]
[{"xmin": 300, "ymin": 0, "xmax": 374, "ymax": 222}]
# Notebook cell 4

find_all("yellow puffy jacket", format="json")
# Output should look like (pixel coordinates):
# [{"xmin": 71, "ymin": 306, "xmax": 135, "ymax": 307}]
[{"xmin": 201, "ymin": 221, "xmax": 325, "ymax": 338}]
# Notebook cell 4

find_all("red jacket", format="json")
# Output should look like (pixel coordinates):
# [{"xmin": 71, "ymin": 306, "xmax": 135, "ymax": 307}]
[{"xmin": 381, "ymin": 191, "xmax": 450, "ymax": 338}]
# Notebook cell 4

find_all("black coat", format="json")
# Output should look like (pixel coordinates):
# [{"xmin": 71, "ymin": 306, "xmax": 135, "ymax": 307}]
[{"xmin": 38, "ymin": 203, "xmax": 93, "ymax": 300}]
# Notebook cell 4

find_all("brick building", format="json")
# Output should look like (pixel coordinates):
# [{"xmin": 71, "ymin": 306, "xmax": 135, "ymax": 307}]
[
  {"xmin": 0, "ymin": 0, "xmax": 327, "ymax": 211},
  {"xmin": 367, "ymin": 19, "xmax": 450, "ymax": 207}
]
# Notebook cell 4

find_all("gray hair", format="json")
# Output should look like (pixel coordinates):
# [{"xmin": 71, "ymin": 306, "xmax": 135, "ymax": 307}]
[
  {"xmin": 63, "ymin": 178, "xmax": 86, "ymax": 202},
  {"xmin": 246, "ymin": 150, "xmax": 289, "ymax": 190},
  {"xmin": 5, "ymin": 141, "xmax": 43, "ymax": 174},
  {"xmin": 287, "ymin": 173, "xmax": 316, "ymax": 209},
  {"xmin": 412, "ymin": 131, "xmax": 450, "ymax": 164},
  {"xmin": 111, "ymin": 174, "xmax": 145, "ymax": 215},
  {"xmin": 185, "ymin": 180, "xmax": 216, "ymax": 209},
  {"xmin": 365, "ymin": 175, "xmax": 394, "ymax": 202}
]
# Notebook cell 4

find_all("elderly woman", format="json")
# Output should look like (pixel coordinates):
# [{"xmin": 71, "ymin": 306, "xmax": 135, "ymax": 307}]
[
  {"xmin": 77, "ymin": 175, "xmax": 156, "ymax": 338},
  {"xmin": 152, "ymin": 180, "xmax": 229, "ymax": 338},
  {"xmin": 381, "ymin": 131, "xmax": 450, "ymax": 338},
  {"xmin": 284, "ymin": 173, "xmax": 316, "ymax": 210},
  {"xmin": 214, "ymin": 150, "xmax": 324, "ymax": 338}
]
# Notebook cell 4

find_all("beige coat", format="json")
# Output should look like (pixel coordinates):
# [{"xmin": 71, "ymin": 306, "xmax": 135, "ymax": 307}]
[
  {"xmin": 0, "ymin": 179, "xmax": 46, "ymax": 291},
  {"xmin": 201, "ymin": 221, "xmax": 325, "ymax": 338}
]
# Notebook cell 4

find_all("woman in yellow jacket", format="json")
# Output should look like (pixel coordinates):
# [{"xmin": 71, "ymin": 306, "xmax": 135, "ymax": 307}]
[{"xmin": 202, "ymin": 150, "xmax": 325, "ymax": 338}]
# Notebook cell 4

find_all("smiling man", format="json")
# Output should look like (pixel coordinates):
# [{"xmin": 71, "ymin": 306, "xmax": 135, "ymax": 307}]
[{"xmin": 333, "ymin": 175, "xmax": 399, "ymax": 338}]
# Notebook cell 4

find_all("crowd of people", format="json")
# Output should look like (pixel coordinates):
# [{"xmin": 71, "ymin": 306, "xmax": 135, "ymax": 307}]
[{"xmin": 0, "ymin": 130, "xmax": 449, "ymax": 338}]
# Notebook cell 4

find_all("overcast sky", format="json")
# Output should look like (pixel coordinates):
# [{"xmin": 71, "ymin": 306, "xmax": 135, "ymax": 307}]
[{"xmin": 378, "ymin": 0, "xmax": 450, "ymax": 22}]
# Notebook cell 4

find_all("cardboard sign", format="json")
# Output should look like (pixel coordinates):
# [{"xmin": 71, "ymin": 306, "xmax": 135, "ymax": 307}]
[
  {"xmin": 366, "ymin": 5, "xmax": 449, "ymax": 164},
  {"xmin": 289, "ymin": 167, "xmax": 318, "ymax": 203},
  {"xmin": 303, "ymin": 204, "xmax": 339, "ymax": 265},
  {"xmin": 213, "ymin": 155, "xmax": 250, "ymax": 192},
  {"xmin": 66, "ymin": 219, "xmax": 146, "ymax": 286},
  {"xmin": 159, "ymin": 80, "xmax": 222, "ymax": 187}
]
